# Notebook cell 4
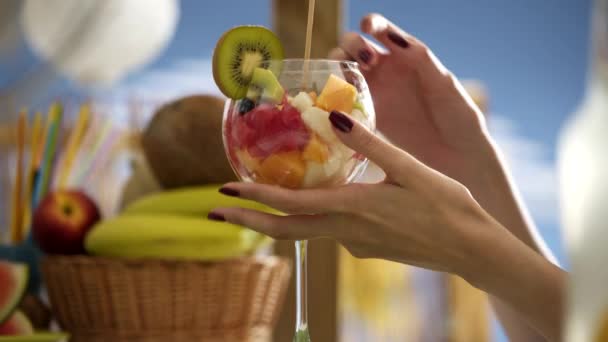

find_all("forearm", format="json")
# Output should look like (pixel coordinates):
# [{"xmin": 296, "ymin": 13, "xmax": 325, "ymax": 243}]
[
  {"xmin": 460, "ymin": 137, "xmax": 555, "ymax": 259},
  {"xmin": 462, "ymin": 218, "xmax": 566, "ymax": 341},
  {"xmin": 459, "ymin": 135, "xmax": 564, "ymax": 340}
]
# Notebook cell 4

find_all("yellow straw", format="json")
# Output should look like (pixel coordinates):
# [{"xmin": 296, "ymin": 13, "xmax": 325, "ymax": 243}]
[
  {"xmin": 9, "ymin": 110, "xmax": 27, "ymax": 243},
  {"xmin": 21, "ymin": 112, "xmax": 43, "ymax": 240},
  {"xmin": 57, "ymin": 104, "xmax": 90, "ymax": 189}
]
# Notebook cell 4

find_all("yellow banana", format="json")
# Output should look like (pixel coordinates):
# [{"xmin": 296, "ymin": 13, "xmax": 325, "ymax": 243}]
[
  {"xmin": 85, "ymin": 214, "xmax": 270, "ymax": 260},
  {"xmin": 123, "ymin": 185, "xmax": 280, "ymax": 217},
  {"xmin": 88, "ymin": 239, "xmax": 266, "ymax": 261}
]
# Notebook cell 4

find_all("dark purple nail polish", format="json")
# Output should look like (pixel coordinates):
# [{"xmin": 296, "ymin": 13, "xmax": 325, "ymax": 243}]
[
  {"xmin": 358, "ymin": 49, "xmax": 371, "ymax": 64},
  {"xmin": 329, "ymin": 111, "xmax": 353, "ymax": 133},
  {"xmin": 208, "ymin": 212, "xmax": 226, "ymax": 222},
  {"xmin": 388, "ymin": 31, "xmax": 409, "ymax": 48},
  {"xmin": 219, "ymin": 187, "xmax": 240, "ymax": 197}
]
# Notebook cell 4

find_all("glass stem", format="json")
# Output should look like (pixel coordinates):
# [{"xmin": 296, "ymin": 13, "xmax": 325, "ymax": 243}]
[{"xmin": 295, "ymin": 240, "xmax": 310, "ymax": 339}]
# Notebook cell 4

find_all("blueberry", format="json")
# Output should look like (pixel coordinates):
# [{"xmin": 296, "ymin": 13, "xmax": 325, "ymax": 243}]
[{"xmin": 239, "ymin": 98, "xmax": 255, "ymax": 114}]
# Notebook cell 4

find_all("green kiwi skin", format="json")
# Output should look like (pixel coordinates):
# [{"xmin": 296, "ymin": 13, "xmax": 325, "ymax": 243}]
[{"xmin": 213, "ymin": 26, "xmax": 284, "ymax": 99}]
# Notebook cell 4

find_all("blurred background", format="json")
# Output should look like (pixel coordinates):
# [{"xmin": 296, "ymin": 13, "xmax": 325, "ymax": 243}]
[{"xmin": 0, "ymin": 0, "xmax": 592, "ymax": 341}]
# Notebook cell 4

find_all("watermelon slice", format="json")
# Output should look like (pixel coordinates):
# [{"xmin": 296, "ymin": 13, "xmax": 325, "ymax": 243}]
[
  {"xmin": 0, "ymin": 310, "xmax": 33, "ymax": 335},
  {"xmin": 0, "ymin": 332, "xmax": 69, "ymax": 342},
  {"xmin": 0, "ymin": 261, "xmax": 28, "ymax": 324}
]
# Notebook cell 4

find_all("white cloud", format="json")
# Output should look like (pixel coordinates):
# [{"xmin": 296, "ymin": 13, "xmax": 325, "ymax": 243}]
[
  {"xmin": 112, "ymin": 57, "xmax": 222, "ymax": 101},
  {"xmin": 489, "ymin": 115, "xmax": 559, "ymax": 227}
]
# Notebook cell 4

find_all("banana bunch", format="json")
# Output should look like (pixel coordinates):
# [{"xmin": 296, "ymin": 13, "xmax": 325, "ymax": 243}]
[{"xmin": 85, "ymin": 185, "xmax": 277, "ymax": 261}]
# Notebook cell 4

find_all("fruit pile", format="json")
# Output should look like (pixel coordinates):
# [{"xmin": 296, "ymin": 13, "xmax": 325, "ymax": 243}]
[
  {"xmin": 24, "ymin": 102, "xmax": 277, "ymax": 261},
  {"xmin": 0, "ymin": 260, "xmax": 67, "ymax": 341},
  {"xmin": 213, "ymin": 26, "xmax": 370, "ymax": 189},
  {"xmin": 29, "ymin": 186, "xmax": 273, "ymax": 261},
  {"xmin": 84, "ymin": 186, "xmax": 275, "ymax": 260}
]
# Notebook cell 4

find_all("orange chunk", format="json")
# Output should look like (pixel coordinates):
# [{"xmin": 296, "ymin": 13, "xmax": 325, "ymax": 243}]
[
  {"xmin": 256, "ymin": 151, "xmax": 306, "ymax": 188},
  {"xmin": 316, "ymin": 74, "xmax": 357, "ymax": 113},
  {"xmin": 302, "ymin": 134, "xmax": 329, "ymax": 163}
]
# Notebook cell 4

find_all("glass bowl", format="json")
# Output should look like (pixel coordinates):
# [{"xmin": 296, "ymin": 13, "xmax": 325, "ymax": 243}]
[{"xmin": 222, "ymin": 59, "xmax": 376, "ymax": 189}]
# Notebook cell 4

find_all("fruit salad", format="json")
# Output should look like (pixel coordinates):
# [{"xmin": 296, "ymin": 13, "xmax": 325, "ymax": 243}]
[{"xmin": 213, "ymin": 26, "xmax": 374, "ymax": 189}]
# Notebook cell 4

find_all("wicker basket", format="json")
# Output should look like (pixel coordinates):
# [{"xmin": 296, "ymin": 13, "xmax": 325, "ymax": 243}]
[{"xmin": 41, "ymin": 255, "xmax": 291, "ymax": 342}]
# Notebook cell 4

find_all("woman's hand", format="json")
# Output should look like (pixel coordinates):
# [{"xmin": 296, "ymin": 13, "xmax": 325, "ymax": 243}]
[
  {"xmin": 209, "ymin": 113, "xmax": 564, "ymax": 341},
  {"xmin": 210, "ymin": 112, "xmax": 496, "ymax": 279},
  {"xmin": 329, "ymin": 14, "xmax": 491, "ymax": 182},
  {"xmin": 209, "ymin": 14, "xmax": 566, "ymax": 340},
  {"xmin": 333, "ymin": 17, "xmax": 565, "ymax": 341}
]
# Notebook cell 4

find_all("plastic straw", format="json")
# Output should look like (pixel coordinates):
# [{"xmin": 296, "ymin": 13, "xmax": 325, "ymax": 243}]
[
  {"xmin": 33, "ymin": 103, "xmax": 62, "ymax": 208},
  {"xmin": 84, "ymin": 129, "xmax": 120, "ymax": 185},
  {"xmin": 74, "ymin": 118, "xmax": 113, "ymax": 186},
  {"xmin": 9, "ymin": 110, "xmax": 26, "ymax": 243},
  {"xmin": 57, "ymin": 104, "xmax": 91, "ymax": 189},
  {"xmin": 21, "ymin": 112, "xmax": 42, "ymax": 239}
]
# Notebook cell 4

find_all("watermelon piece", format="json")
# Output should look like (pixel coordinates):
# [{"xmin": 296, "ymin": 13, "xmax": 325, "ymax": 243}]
[
  {"xmin": 242, "ymin": 103, "xmax": 310, "ymax": 158},
  {"xmin": 0, "ymin": 261, "xmax": 28, "ymax": 324},
  {"xmin": 0, "ymin": 310, "xmax": 33, "ymax": 335},
  {"xmin": 0, "ymin": 332, "xmax": 69, "ymax": 341}
]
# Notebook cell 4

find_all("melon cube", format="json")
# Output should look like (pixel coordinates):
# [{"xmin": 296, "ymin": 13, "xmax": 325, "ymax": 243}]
[
  {"xmin": 302, "ymin": 161, "xmax": 327, "ymax": 188},
  {"xmin": 302, "ymin": 134, "xmax": 329, "ymax": 163},
  {"xmin": 317, "ymin": 74, "xmax": 357, "ymax": 113},
  {"xmin": 301, "ymin": 107, "xmax": 338, "ymax": 144},
  {"xmin": 256, "ymin": 151, "xmax": 306, "ymax": 188},
  {"xmin": 323, "ymin": 153, "xmax": 343, "ymax": 178},
  {"xmin": 291, "ymin": 91, "xmax": 314, "ymax": 113}
]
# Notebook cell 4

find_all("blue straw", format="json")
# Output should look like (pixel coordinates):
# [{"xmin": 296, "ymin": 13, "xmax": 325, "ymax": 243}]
[{"xmin": 32, "ymin": 106, "xmax": 63, "ymax": 209}]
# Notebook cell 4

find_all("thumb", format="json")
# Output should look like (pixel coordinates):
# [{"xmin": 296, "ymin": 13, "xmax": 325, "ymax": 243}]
[{"xmin": 328, "ymin": 110, "xmax": 427, "ymax": 185}]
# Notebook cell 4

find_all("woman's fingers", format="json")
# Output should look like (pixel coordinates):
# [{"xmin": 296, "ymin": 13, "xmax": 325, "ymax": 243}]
[
  {"xmin": 218, "ymin": 182, "xmax": 354, "ymax": 214},
  {"xmin": 360, "ymin": 13, "xmax": 453, "ymax": 85},
  {"xmin": 361, "ymin": 13, "xmax": 418, "ymax": 52},
  {"xmin": 328, "ymin": 47, "xmax": 350, "ymax": 61},
  {"xmin": 338, "ymin": 32, "xmax": 382, "ymax": 69},
  {"xmin": 329, "ymin": 111, "xmax": 430, "ymax": 186},
  {"xmin": 208, "ymin": 207, "xmax": 331, "ymax": 240}
]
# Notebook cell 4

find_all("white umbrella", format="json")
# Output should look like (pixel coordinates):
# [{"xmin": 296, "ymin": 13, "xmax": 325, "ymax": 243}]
[{"xmin": 21, "ymin": 0, "xmax": 179, "ymax": 87}]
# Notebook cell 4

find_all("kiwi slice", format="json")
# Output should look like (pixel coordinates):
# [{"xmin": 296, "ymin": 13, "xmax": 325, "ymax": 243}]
[
  {"xmin": 247, "ymin": 67, "xmax": 284, "ymax": 103},
  {"xmin": 213, "ymin": 26, "xmax": 284, "ymax": 99}
]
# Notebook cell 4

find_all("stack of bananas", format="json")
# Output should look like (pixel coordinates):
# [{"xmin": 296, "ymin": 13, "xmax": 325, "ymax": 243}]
[{"xmin": 85, "ymin": 185, "xmax": 276, "ymax": 260}]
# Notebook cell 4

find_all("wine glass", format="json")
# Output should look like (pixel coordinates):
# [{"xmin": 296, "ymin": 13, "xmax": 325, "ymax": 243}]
[{"xmin": 222, "ymin": 59, "xmax": 376, "ymax": 341}]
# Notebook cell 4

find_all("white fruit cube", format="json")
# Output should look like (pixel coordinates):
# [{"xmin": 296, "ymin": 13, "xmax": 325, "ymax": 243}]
[
  {"xmin": 302, "ymin": 161, "xmax": 327, "ymax": 188},
  {"xmin": 323, "ymin": 153, "xmax": 343, "ymax": 177},
  {"xmin": 291, "ymin": 92, "xmax": 314, "ymax": 113},
  {"xmin": 301, "ymin": 107, "xmax": 338, "ymax": 144}
]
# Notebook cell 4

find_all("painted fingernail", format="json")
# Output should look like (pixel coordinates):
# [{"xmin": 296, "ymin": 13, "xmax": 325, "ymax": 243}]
[
  {"xmin": 207, "ymin": 212, "xmax": 226, "ymax": 222},
  {"xmin": 358, "ymin": 49, "xmax": 371, "ymax": 64},
  {"xmin": 329, "ymin": 111, "xmax": 353, "ymax": 133},
  {"xmin": 219, "ymin": 187, "xmax": 239, "ymax": 197},
  {"xmin": 388, "ymin": 31, "xmax": 409, "ymax": 48}
]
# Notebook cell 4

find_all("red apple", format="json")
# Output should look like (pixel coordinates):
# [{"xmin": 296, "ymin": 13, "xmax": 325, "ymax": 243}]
[{"xmin": 32, "ymin": 190, "xmax": 101, "ymax": 254}]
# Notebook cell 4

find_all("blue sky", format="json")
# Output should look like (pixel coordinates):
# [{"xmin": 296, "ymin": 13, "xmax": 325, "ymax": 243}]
[{"xmin": 0, "ymin": 1, "xmax": 593, "ymax": 340}]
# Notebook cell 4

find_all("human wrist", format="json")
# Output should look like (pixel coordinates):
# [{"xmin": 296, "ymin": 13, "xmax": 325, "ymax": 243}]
[
  {"xmin": 461, "ymin": 214, "xmax": 559, "ymax": 295},
  {"xmin": 463, "ymin": 222, "xmax": 566, "ymax": 340},
  {"xmin": 452, "ymin": 210, "xmax": 507, "ymax": 288}
]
